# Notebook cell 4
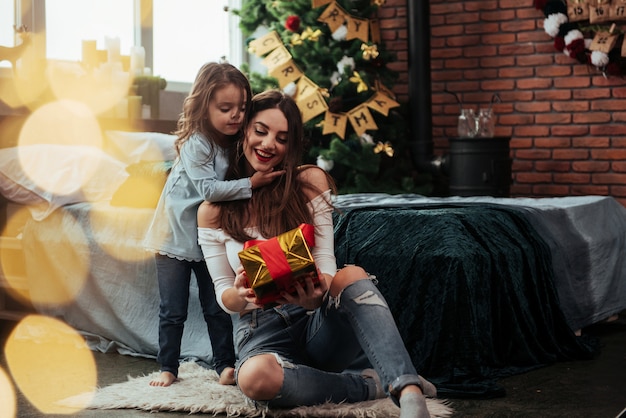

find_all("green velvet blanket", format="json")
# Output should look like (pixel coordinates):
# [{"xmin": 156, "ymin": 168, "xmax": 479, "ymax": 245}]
[{"xmin": 333, "ymin": 204, "xmax": 596, "ymax": 398}]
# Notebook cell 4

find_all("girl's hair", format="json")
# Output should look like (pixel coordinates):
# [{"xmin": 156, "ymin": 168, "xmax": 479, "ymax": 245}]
[
  {"xmin": 218, "ymin": 90, "xmax": 335, "ymax": 242},
  {"xmin": 174, "ymin": 62, "xmax": 252, "ymax": 154}
]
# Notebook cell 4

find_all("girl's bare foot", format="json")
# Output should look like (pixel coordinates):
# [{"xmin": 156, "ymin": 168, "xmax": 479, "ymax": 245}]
[
  {"xmin": 149, "ymin": 371, "xmax": 177, "ymax": 387},
  {"xmin": 219, "ymin": 367, "xmax": 235, "ymax": 385}
]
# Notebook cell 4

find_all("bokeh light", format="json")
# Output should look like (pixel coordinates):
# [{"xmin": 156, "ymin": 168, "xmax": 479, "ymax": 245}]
[
  {"xmin": 17, "ymin": 207, "xmax": 91, "ymax": 308},
  {"xmin": 5, "ymin": 315, "xmax": 96, "ymax": 415},
  {"xmin": 0, "ymin": 205, "xmax": 30, "ymax": 306},
  {"xmin": 88, "ymin": 204, "xmax": 155, "ymax": 263},
  {"xmin": 0, "ymin": 367, "xmax": 17, "ymax": 418},
  {"xmin": 17, "ymin": 99, "xmax": 102, "ymax": 147},
  {"xmin": 46, "ymin": 60, "xmax": 131, "ymax": 116}
]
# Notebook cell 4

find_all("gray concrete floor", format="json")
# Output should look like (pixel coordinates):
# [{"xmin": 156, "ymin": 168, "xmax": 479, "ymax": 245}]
[{"xmin": 1, "ymin": 310, "xmax": 625, "ymax": 417}]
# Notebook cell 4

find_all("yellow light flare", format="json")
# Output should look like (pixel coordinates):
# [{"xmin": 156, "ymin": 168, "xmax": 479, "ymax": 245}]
[
  {"xmin": 18, "ymin": 100, "xmax": 102, "ymax": 147},
  {"xmin": 0, "ymin": 205, "xmax": 31, "ymax": 306},
  {"xmin": 46, "ymin": 60, "xmax": 131, "ymax": 116},
  {"xmin": 19, "ymin": 207, "xmax": 91, "ymax": 308},
  {"xmin": 88, "ymin": 202, "xmax": 155, "ymax": 263},
  {"xmin": 0, "ymin": 71, "xmax": 49, "ymax": 112},
  {"xmin": 0, "ymin": 367, "xmax": 17, "ymax": 418},
  {"xmin": 5, "ymin": 315, "xmax": 96, "ymax": 415},
  {"xmin": 14, "ymin": 101, "xmax": 115, "ymax": 201}
]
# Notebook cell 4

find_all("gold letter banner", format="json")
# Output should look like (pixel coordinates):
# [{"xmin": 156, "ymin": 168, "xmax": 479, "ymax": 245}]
[
  {"xmin": 249, "ymin": 31, "xmax": 282, "ymax": 57},
  {"xmin": 299, "ymin": 89, "xmax": 329, "ymax": 123},
  {"xmin": 318, "ymin": 1, "xmax": 348, "ymax": 33},
  {"xmin": 366, "ymin": 91, "xmax": 400, "ymax": 116},
  {"xmin": 312, "ymin": 0, "xmax": 333, "ymax": 8},
  {"xmin": 346, "ymin": 16, "xmax": 369, "ymax": 42},
  {"xmin": 269, "ymin": 60, "xmax": 305, "ymax": 88},
  {"xmin": 348, "ymin": 105, "xmax": 378, "ymax": 137},
  {"xmin": 262, "ymin": 45, "xmax": 292, "ymax": 69},
  {"xmin": 293, "ymin": 76, "xmax": 319, "ymax": 102},
  {"xmin": 322, "ymin": 112, "xmax": 348, "ymax": 139}
]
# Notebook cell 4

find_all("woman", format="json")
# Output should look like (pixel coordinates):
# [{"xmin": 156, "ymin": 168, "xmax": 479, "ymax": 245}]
[{"xmin": 197, "ymin": 90, "xmax": 436, "ymax": 417}]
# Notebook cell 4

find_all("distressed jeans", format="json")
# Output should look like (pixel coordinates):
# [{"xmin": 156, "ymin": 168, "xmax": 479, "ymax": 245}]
[
  {"xmin": 235, "ymin": 277, "xmax": 422, "ymax": 407},
  {"xmin": 155, "ymin": 254, "xmax": 235, "ymax": 376}
]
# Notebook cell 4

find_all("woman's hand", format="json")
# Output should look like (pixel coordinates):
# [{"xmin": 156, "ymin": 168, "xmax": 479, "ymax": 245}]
[
  {"xmin": 234, "ymin": 266, "xmax": 262, "ymax": 309},
  {"xmin": 276, "ymin": 269, "xmax": 328, "ymax": 310}
]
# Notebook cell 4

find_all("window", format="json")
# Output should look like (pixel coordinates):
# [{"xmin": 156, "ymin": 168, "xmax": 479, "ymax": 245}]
[
  {"xmin": 154, "ymin": 0, "xmax": 240, "ymax": 89},
  {"xmin": 6, "ymin": 0, "xmax": 243, "ymax": 91},
  {"xmin": 0, "ymin": 0, "xmax": 16, "ymax": 69}
]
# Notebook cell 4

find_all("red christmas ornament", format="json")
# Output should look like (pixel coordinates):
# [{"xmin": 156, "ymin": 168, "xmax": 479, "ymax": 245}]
[{"xmin": 285, "ymin": 15, "xmax": 301, "ymax": 32}]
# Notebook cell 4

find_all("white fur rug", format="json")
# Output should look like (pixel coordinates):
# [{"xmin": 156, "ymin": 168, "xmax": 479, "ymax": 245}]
[{"xmin": 59, "ymin": 362, "xmax": 454, "ymax": 417}]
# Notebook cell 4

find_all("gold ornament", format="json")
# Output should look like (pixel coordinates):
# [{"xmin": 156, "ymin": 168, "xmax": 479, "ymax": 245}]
[
  {"xmin": 372, "ymin": 0, "xmax": 386, "ymax": 6},
  {"xmin": 373, "ymin": 141, "xmax": 394, "ymax": 157},
  {"xmin": 361, "ymin": 43, "xmax": 379, "ymax": 60},
  {"xmin": 349, "ymin": 71, "xmax": 368, "ymax": 93}
]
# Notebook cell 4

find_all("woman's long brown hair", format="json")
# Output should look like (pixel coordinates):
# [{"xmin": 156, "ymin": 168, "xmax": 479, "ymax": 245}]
[{"xmin": 217, "ymin": 90, "xmax": 335, "ymax": 242}]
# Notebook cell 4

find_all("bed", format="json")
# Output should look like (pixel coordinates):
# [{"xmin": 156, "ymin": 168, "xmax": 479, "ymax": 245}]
[{"xmin": 1, "ymin": 115, "xmax": 625, "ymax": 398}]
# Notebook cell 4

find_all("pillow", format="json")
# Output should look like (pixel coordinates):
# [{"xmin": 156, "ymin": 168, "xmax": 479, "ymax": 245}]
[
  {"xmin": 111, "ymin": 160, "xmax": 173, "ymax": 208},
  {"xmin": 104, "ymin": 130, "xmax": 177, "ymax": 165},
  {"xmin": 0, "ymin": 145, "xmax": 129, "ymax": 221}
]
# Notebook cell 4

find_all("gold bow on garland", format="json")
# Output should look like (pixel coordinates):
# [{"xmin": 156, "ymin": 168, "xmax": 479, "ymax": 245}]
[
  {"xmin": 349, "ymin": 71, "xmax": 369, "ymax": 93},
  {"xmin": 361, "ymin": 43, "xmax": 379, "ymax": 60},
  {"xmin": 373, "ymin": 141, "xmax": 394, "ymax": 157}
]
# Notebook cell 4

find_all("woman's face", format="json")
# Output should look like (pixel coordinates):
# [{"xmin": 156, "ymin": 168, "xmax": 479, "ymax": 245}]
[
  {"xmin": 207, "ymin": 83, "xmax": 247, "ymax": 137},
  {"xmin": 243, "ymin": 108, "xmax": 288, "ymax": 174}
]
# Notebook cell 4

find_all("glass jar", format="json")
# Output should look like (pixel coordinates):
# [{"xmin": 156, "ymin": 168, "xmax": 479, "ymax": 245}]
[
  {"xmin": 477, "ymin": 108, "xmax": 495, "ymax": 138},
  {"xmin": 457, "ymin": 108, "xmax": 477, "ymax": 138}
]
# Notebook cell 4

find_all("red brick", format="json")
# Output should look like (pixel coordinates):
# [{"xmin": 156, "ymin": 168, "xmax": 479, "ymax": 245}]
[
  {"xmin": 572, "ymin": 161, "xmax": 611, "ymax": 173},
  {"xmin": 554, "ymin": 173, "xmax": 591, "ymax": 184},
  {"xmin": 535, "ymin": 161, "xmax": 571, "ymax": 172},
  {"xmin": 573, "ymin": 112, "xmax": 612, "ymax": 124},
  {"xmin": 552, "ymin": 149, "xmax": 590, "ymax": 159}
]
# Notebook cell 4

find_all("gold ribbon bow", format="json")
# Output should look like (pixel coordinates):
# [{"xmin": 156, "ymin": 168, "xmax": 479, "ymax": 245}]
[
  {"xmin": 349, "ymin": 71, "xmax": 368, "ymax": 93},
  {"xmin": 302, "ymin": 27, "xmax": 323, "ymax": 42},
  {"xmin": 291, "ymin": 33, "xmax": 303, "ymax": 46},
  {"xmin": 373, "ymin": 141, "xmax": 394, "ymax": 157},
  {"xmin": 361, "ymin": 43, "xmax": 379, "ymax": 61}
]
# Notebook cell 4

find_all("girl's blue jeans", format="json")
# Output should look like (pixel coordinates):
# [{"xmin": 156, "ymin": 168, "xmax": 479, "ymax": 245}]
[
  {"xmin": 155, "ymin": 254, "xmax": 235, "ymax": 376},
  {"xmin": 235, "ymin": 277, "xmax": 422, "ymax": 407}
]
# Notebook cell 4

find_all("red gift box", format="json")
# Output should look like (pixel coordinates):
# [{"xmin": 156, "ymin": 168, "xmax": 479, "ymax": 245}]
[{"xmin": 238, "ymin": 223, "xmax": 319, "ymax": 307}]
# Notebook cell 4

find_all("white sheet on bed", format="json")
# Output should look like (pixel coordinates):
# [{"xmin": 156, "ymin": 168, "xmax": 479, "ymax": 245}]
[{"xmin": 20, "ymin": 194, "xmax": 626, "ymax": 363}]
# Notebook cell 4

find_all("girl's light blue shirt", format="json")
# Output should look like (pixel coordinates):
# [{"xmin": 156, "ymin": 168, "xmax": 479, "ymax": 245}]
[{"xmin": 144, "ymin": 132, "xmax": 251, "ymax": 261}]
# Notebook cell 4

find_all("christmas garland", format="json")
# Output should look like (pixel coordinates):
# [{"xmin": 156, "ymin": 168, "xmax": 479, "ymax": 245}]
[{"xmin": 535, "ymin": 0, "xmax": 626, "ymax": 77}]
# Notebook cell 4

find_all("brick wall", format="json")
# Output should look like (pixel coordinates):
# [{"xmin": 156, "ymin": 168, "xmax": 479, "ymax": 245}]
[{"xmin": 378, "ymin": 0, "xmax": 626, "ymax": 206}]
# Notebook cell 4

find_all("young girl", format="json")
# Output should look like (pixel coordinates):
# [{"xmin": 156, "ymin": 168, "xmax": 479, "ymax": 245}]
[
  {"xmin": 144, "ymin": 63, "xmax": 283, "ymax": 387},
  {"xmin": 197, "ymin": 90, "xmax": 437, "ymax": 417}
]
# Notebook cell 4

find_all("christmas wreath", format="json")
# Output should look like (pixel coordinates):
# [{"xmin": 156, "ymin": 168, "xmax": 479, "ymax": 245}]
[{"xmin": 535, "ymin": 0, "xmax": 626, "ymax": 77}]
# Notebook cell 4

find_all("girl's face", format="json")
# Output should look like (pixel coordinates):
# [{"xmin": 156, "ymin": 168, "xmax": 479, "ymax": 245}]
[
  {"xmin": 207, "ymin": 84, "xmax": 247, "ymax": 137},
  {"xmin": 243, "ymin": 108, "xmax": 288, "ymax": 174}
]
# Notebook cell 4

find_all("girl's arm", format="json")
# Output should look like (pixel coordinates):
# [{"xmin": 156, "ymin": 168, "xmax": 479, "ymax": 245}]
[{"xmin": 181, "ymin": 134, "xmax": 252, "ymax": 202}]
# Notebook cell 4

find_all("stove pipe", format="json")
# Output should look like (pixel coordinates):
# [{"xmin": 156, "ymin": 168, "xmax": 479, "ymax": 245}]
[{"xmin": 407, "ymin": 0, "xmax": 446, "ymax": 175}]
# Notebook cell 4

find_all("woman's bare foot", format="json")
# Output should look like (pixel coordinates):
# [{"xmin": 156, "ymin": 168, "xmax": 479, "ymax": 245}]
[
  {"xmin": 149, "ymin": 371, "xmax": 177, "ymax": 387},
  {"xmin": 219, "ymin": 367, "xmax": 235, "ymax": 385}
]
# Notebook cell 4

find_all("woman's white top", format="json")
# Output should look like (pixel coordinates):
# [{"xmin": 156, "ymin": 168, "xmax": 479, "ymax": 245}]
[{"xmin": 198, "ymin": 190, "xmax": 337, "ymax": 314}]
